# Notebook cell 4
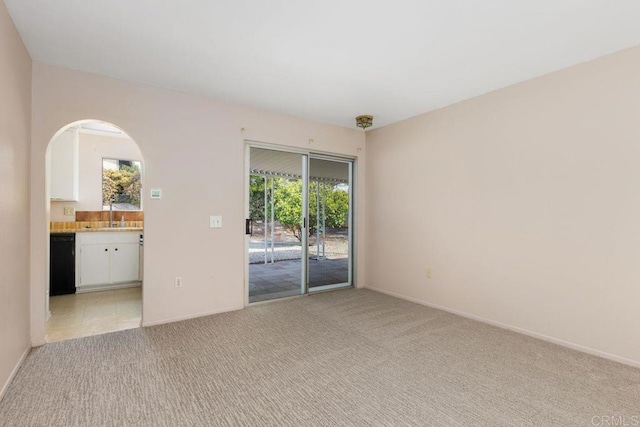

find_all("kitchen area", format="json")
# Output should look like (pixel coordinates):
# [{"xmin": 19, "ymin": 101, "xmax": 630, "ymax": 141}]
[{"xmin": 47, "ymin": 121, "xmax": 144, "ymax": 342}]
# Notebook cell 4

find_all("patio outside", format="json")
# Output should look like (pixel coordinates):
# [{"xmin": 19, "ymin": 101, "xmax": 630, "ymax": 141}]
[{"xmin": 248, "ymin": 168, "xmax": 350, "ymax": 303}]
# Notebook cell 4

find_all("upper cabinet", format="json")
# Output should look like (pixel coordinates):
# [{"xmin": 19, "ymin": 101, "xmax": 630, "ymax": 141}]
[{"xmin": 50, "ymin": 127, "xmax": 79, "ymax": 201}]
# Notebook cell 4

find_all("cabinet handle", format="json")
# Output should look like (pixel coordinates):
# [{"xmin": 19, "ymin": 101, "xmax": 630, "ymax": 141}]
[
  {"xmin": 115, "ymin": 248, "xmax": 118, "ymax": 251},
  {"xmin": 104, "ymin": 248, "xmax": 108, "ymax": 252}
]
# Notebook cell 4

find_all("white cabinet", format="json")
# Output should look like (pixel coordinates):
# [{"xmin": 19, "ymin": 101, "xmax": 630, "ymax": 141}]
[
  {"xmin": 80, "ymin": 243, "xmax": 111, "ymax": 285},
  {"xmin": 110, "ymin": 243, "xmax": 140, "ymax": 283},
  {"xmin": 50, "ymin": 127, "xmax": 79, "ymax": 201},
  {"xmin": 77, "ymin": 232, "xmax": 141, "ymax": 288}
]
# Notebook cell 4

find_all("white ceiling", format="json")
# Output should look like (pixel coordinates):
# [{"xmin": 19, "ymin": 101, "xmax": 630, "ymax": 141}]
[
  {"xmin": 78, "ymin": 121, "xmax": 129, "ymax": 138},
  {"xmin": 6, "ymin": 1, "xmax": 640, "ymax": 129}
]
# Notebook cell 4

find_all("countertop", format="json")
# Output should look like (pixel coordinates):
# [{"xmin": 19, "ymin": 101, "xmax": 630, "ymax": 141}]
[{"xmin": 50, "ymin": 227, "xmax": 143, "ymax": 234}]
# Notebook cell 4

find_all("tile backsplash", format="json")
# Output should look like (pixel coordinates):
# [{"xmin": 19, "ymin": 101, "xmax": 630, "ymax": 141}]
[
  {"xmin": 75, "ymin": 211, "xmax": 144, "ymax": 221},
  {"xmin": 50, "ymin": 211, "xmax": 144, "ymax": 231}
]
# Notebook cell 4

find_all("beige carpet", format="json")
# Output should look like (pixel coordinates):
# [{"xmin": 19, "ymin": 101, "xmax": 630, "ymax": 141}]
[{"xmin": 0, "ymin": 289, "xmax": 638, "ymax": 426}]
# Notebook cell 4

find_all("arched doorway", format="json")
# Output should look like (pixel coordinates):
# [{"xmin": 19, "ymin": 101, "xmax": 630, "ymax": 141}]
[{"xmin": 45, "ymin": 120, "xmax": 144, "ymax": 342}]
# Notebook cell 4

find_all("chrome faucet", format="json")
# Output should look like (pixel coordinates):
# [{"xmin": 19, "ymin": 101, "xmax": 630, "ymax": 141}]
[{"xmin": 109, "ymin": 197, "xmax": 115, "ymax": 228}]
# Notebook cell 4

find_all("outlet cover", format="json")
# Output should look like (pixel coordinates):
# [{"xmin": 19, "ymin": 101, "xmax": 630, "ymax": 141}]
[
  {"xmin": 209, "ymin": 215, "xmax": 222, "ymax": 228},
  {"xmin": 63, "ymin": 207, "xmax": 75, "ymax": 216}
]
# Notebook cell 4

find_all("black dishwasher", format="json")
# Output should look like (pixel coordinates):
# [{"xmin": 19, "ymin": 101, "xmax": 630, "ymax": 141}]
[{"xmin": 50, "ymin": 233, "xmax": 76, "ymax": 296}]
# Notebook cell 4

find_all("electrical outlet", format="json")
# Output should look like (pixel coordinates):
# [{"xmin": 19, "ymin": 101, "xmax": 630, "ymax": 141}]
[
  {"xmin": 209, "ymin": 215, "xmax": 222, "ymax": 228},
  {"xmin": 426, "ymin": 268, "xmax": 431, "ymax": 279},
  {"xmin": 63, "ymin": 207, "xmax": 74, "ymax": 216},
  {"xmin": 175, "ymin": 276, "xmax": 183, "ymax": 288}
]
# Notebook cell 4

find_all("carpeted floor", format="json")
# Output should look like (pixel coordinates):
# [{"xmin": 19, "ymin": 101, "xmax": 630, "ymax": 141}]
[{"xmin": 1, "ymin": 289, "xmax": 638, "ymax": 426}]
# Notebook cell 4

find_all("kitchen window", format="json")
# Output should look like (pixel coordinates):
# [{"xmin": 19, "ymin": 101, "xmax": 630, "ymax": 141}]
[{"xmin": 102, "ymin": 158, "xmax": 142, "ymax": 210}]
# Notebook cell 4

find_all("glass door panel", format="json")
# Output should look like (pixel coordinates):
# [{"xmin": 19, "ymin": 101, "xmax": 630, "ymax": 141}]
[
  {"xmin": 307, "ymin": 157, "xmax": 352, "ymax": 291},
  {"xmin": 248, "ymin": 148, "xmax": 307, "ymax": 303}
]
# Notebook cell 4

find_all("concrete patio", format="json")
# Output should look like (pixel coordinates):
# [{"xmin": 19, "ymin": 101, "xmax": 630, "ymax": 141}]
[{"xmin": 249, "ymin": 258, "xmax": 349, "ymax": 303}]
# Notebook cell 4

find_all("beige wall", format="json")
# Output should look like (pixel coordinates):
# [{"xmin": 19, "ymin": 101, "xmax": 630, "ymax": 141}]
[
  {"xmin": 31, "ymin": 62, "xmax": 366, "ymax": 343},
  {"xmin": 365, "ymin": 46, "xmax": 640, "ymax": 366},
  {"xmin": 50, "ymin": 132, "xmax": 143, "ymax": 221},
  {"xmin": 0, "ymin": 0, "xmax": 32, "ymax": 399}
]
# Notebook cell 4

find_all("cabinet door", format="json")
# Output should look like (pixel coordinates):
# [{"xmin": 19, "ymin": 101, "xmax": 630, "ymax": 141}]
[
  {"xmin": 110, "ymin": 242, "xmax": 140, "ymax": 283},
  {"xmin": 50, "ymin": 128, "xmax": 79, "ymax": 201},
  {"xmin": 79, "ymin": 244, "xmax": 111, "ymax": 285}
]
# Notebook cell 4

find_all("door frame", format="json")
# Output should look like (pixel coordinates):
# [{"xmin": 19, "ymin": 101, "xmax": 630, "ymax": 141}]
[{"xmin": 243, "ymin": 141, "xmax": 356, "ymax": 306}]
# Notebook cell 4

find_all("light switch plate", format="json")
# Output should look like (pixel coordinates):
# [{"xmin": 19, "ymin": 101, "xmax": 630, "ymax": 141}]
[
  {"xmin": 150, "ymin": 189, "xmax": 162, "ymax": 199},
  {"xmin": 209, "ymin": 215, "xmax": 222, "ymax": 228}
]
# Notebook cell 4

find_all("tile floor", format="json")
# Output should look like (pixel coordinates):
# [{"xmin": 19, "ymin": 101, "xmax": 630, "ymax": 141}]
[{"xmin": 47, "ymin": 287, "xmax": 142, "ymax": 343}]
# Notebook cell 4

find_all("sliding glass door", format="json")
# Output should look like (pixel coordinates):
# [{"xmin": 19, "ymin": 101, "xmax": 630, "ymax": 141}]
[
  {"xmin": 247, "ymin": 148, "xmax": 307, "ymax": 303},
  {"xmin": 247, "ymin": 147, "xmax": 353, "ymax": 303},
  {"xmin": 307, "ymin": 157, "xmax": 352, "ymax": 292}
]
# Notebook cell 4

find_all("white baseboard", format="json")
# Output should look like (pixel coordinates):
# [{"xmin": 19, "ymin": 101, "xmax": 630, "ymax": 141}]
[
  {"xmin": 362, "ymin": 286, "xmax": 640, "ymax": 369},
  {"xmin": 0, "ymin": 346, "xmax": 30, "ymax": 402},
  {"xmin": 141, "ymin": 305, "xmax": 244, "ymax": 327},
  {"xmin": 76, "ymin": 282, "xmax": 141, "ymax": 293}
]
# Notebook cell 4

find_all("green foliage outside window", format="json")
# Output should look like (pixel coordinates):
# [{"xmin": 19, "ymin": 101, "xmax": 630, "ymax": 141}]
[
  {"xmin": 250, "ymin": 175, "xmax": 348, "ymax": 241},
  {"xmin": 273, "ymin": 179, "xmax": 308, "ymax": 241},
  {"xmin": 103, "ymin": 160, "xmax": 142, "ymax": 210}
]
